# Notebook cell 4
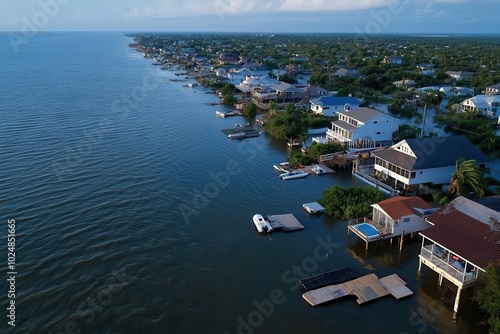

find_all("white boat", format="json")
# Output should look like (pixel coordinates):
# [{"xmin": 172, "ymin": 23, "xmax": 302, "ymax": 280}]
[
  {"xmin": 312, "ymin": 165, "xmax": 326, "ymax": 175},
  {"xmin": 273, "ymin": 162, "xmax": 289, "ymax": 173},
  {"xmin": 280, "ymin": 170, "xmax": 308, "ymax": 180},
  {"xmin": 228, "ymin": 132, "xmax": 246, "ymax": 139},
  {"xmin": 252, "ymin": 214, "xmax": 273, "ymax": 233}
]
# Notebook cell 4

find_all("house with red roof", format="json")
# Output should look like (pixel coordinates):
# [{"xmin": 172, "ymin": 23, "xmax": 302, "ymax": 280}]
[
  {"xmin": 348, "ymin": 196, "xmax": 436, "ymax": 250},
  {"xmin": 417, "ymin": 196, "xmax": 500, "ymax": 317}
]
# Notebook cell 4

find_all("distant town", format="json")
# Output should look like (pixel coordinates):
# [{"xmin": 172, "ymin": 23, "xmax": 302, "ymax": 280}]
[{"xmin": 127, "ymin": 33, "xmax": 500, "ymax": 330}]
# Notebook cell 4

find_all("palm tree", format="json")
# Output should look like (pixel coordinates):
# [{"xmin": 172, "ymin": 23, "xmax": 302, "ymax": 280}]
[{"xmin": 447, "ymin": 158, "xmax": 488, "ymax": 198}]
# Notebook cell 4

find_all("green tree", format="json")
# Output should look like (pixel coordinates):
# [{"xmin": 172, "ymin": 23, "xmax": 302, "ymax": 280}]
[
  {"xmin": 448, "ymin": 158, "xmax": 488, "ymax": 198},
  {"xmin": 318, "ymin": 185, "xmax": 385, "ymax": 219},
  {"xmin": 220, "ymin": 83, "xmax": 237, "ymax": 106},
  {"xmin": 243, "ymin": 102, "xmax": 257, "ymax": 118},
  {"xmin": 476, "ymin": 262, "xmax": 500, "ymax": 334}
]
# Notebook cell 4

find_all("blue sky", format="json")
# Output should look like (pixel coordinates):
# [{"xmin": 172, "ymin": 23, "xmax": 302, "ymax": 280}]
[{"xmin": 0, "ymin": 0, "xmax": 498, "ymax": 34}]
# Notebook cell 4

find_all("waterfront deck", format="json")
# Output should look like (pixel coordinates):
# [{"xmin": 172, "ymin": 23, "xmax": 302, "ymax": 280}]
[
  {"xmin": 299, "ymin": 267, "xmax": 361, "ymax": 292},
  {"xmin": 302, "ymin": 273, "xmax": 412, "ymax": 306},
  {"xmin": 302, "ymin": 202, "xmax": 325, "ymax": 214},
  {"xmin": 267, "ymin": 214, "xmax": 304, "ymax": 232}
]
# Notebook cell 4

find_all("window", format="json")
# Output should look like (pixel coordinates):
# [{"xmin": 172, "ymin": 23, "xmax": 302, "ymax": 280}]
[
  {"xmin": 410, "ymin": 172, "xmax": 416, "ymax": 178},
  {"xmin": 403, "ymin": 217, "xmax": 411, "ymax": 223}
]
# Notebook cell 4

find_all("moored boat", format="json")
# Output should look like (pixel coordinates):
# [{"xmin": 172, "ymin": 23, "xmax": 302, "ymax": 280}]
[
  {"xmin": 252, "ymin": 214, "xmax": 273, "ymax": 233},
  {"xmin": 279, "ymin": 170, "xmax": 308, "ymax": 180}
]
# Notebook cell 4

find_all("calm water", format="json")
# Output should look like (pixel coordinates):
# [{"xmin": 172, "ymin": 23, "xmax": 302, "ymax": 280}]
[{"xmin": 0, "ymin": 32, "xmax": 489, "ymax": 334}]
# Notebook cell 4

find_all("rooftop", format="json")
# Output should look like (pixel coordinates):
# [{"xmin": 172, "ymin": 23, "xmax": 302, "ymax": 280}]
[
  {"xmin": 311, "ymin": 96, "xmax": 361, "ymax": 106},
  {"xmin": 373, "ymin": 136, "xmax": 489, "ymax": 171},
  {"xmin": 422, "ymin": 196, "xmax": 500, "ymax": 269},
  {"xmin": 337, "ymin": 107, "xmax": 392, "ymax": 123},
  {"xmin": 374, "ymin": 196, "xmax": 433, "ymax": 220}
]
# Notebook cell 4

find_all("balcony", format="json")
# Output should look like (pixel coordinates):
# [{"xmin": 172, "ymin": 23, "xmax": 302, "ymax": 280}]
[
  {"xmin": 326, "ymin": 129, "xmax": 351, "ymax": 143},
  {"xmin": 419, "ymin": 245, "xmax": 479, "ymax": 286}
]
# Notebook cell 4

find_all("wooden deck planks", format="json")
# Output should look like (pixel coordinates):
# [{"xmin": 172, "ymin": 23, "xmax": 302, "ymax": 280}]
[
  {"xmin": 302, "ymin": 273, "xmax": 413, "ymax": 306},
  {"xmin": 378, "ymin": 274, "xmax": 413, "ymax": 300}
]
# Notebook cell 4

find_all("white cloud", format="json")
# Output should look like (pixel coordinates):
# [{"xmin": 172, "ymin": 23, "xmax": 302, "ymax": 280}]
[{"xmin": 125, "ymin": 0, "xmax": 406, "ymax": 18}]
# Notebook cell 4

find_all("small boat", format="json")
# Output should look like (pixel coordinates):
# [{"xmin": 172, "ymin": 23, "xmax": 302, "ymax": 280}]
[
  {"xmin": 252, "ymin": 214, "xmax": 273, "ymax": 233},
  {"xmin": 187, "ymin": 83, "xmax": 198, "ymax": 88},
  {"xmin": 312, "ymin": 165, "xmax": 326, "ymax": 175},
  {"xmin": 273, "ymin": 162, "xmax": 289, "ymax": 173},
  {"xmin": 280, "ymin": 170, "xmax": 308, "ymax": 180},
  {"xmin": 228, "ymin": 132, "xmax": 246, "ymax": 139}
]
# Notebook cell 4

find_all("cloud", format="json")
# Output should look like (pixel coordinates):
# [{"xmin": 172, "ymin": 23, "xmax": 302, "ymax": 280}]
[{"xmin": 125, "ymin": 0, "xmax": 405, "ymax": 18}]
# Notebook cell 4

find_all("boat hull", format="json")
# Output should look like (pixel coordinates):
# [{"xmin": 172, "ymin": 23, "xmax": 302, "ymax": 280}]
[{"xmin": 252, "ymin": 214, "xmax": 273, "ymax": 233}]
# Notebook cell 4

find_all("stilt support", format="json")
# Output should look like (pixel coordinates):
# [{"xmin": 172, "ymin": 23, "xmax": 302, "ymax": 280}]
[{"xmin": 453, "ymin": 286, "xmax": 462, "ymax": 319}]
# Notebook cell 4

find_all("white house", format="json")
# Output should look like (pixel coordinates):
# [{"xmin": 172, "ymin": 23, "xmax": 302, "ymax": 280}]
[
  {"xmin": 383, "ymin": 55, "xmax": 403, "ymax": 65},
  {"xmin": 418, "ymin": 196, "xmax": 500, "ymax": 317},
  {"xmin": 326, "ymin": 107, "xmax": 399, "ymax": 150},
  {"xmin": 310, "ymin": 96, "xmax": 361, "ymax": 116},
  {"xmin": 460, "ymin": 94, "xmax": 500, "ymax": 118},
  {"xmin": 485, "ymin": 83, "xmax": 500, "ymax": 95},
  {"xmin": 439, "ymin": 86, "xmax": 474, "ymax": 97},
  {"xmin": 445, "ymin": 71, "xmax": 473, "ymax": 81},
  {"xmin": 348, "ymin": 196, "xmax": 436, "ymax": 250},
  {"xmin": 371, "ymin": 136, "xmax": 490, "ymax": 191},
  {"xmin": 393, "ymin": 79, "xmax": 417, "ymax": 89}
]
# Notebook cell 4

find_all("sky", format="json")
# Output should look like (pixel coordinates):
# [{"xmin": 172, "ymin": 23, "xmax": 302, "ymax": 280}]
[{"xmin": 0, "ymin": 0, "xmax": 499, "ymax": 34}]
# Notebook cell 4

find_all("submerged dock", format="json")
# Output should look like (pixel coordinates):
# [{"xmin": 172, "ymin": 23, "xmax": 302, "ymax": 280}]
[
  {"xmin": 267, "ymin": 214, "xmax": 304, "ymax": 232},
  {"xmin": 302, "ymin": 273, "xmax": 412, "ymax": 306},
  {"xmin": 299, "ymin": 267, "xmax": 361, "ymax": 292}
]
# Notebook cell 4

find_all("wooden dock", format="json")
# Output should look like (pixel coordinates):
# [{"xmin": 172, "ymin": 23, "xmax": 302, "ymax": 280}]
[
  {"xmin": 302, "ymin": 273, "xmax": 412, "ymax": 306},
  {"xmin": 267, "ymin": 214, "xmax": 304, "ymax": 232}
]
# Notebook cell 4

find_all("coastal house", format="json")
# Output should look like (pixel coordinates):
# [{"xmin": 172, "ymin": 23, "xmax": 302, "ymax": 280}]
[
  {"xmin": 439, "ymin": 86, "xmax": 474, "ymax": 97},
  {"xmin": 460, "ymin": 94, "xmax": 500, "ymax": 118},
  {"xmin": 418, "ymin": 196, "xmax": 500, "ymax": 318},
  {"xmin": 485, "ymin": 83, "xmax": 500, "ymax": 95},
  {"xmin": 310, "ymin": 96, "xmax": 361, "ymax": 117},
  {"xmin": 251, "ymin": 83, "xmax": 327, "ymax": 111},
  {"xmin": 367, "ymin": 136, "xmax": 490, "ymax": 193},
  {"xmin": 393, "ymin": 79, "xmax": 417, "ymax": 90},
  {"xmin": 383, "ymin": 55, "xmax": 403, "ymax": 65},
  {"xmin": 348, "ymin": 196, "xmax": 436, "ymax": 250},
  {"xmin": 332, "ymin": 68, "xmax": 361, "ymax": 79},
  {"xmin": 326, "ymin": 107, "xmax": 399, "ymax": 150},
  {"xmin": 445, "ymin": 71, "xmax": 473, "ymax": 81}
]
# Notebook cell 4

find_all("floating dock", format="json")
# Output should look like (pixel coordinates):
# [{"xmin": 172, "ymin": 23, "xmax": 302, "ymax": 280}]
[
  {"xmin": 302, "ymin": 202, "xmax": 325, "ymax": 214},
  {"xmin": 299, "ymin": 267, "xmax": 361, "ymax": 292},
  {"xmin": 302, "ymin": 273, "xmax": 412, "ymax": 306},
  {"xmin": 216, "ymin": 110, "xmax": 243, "ymax": 118},
  {"xmin": 301, "ymin": 164, "xmax": 335, "ymax": 175},
  {"xmin": 267, "ymin": 214, "xmax": 304, "ymax": 232},
  {"xmin": 221, "ymin": 126, "xmax": 255, "ymax": 135}
]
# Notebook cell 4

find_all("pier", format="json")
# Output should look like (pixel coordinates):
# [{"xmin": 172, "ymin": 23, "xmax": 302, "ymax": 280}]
[
  {"xmin": 267, "ymin": 214, "xmax": 304, "ymax": 232},
  {"xmin": 216, "ymin": 110, "xmax": 243, "ymax": 118},
  {"xmin": 302, "ymin": 273, "xmax": 412, "ymax": 306}
]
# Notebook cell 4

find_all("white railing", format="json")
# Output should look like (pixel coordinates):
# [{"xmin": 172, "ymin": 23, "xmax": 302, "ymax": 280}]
[{"xmin": 420, "ymin": 245, "xmax": 479, "ymax": 284}]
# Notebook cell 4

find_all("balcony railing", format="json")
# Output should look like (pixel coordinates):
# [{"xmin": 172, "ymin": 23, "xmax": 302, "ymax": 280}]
[{"xmin": 420, "ymin": 245, "xmax": 479, "ymax": 285}]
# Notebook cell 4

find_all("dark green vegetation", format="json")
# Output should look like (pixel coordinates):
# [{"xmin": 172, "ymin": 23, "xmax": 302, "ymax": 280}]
[
  {"xmin": 264, "ymin": 104, "xmax": 331, "ymax": 140},
  {"xmin": 476, "ymin": 262, "xmax": 500, "ymax": 334},
  {"xmin": 318, "ymin": 185, "xmax": 386, "ymax": 219},
  {"xmin": 243, "ymin": 102, "xmax": 257, "ymax": 118},
  {"xmin": 287, "ymin": 142, "xmax": 344, "ymax": 166},
  {"xmin": 434, "ymin": 110, "xmax": 499, "ymax": 155},
  {"xmin": 432, "ymin": 158, "xmax": 497, "ymax": 206}
]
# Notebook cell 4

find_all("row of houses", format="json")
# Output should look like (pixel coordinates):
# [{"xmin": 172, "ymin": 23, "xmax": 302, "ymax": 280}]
[{"xmin": 348, "ymin": 194, "xmax": 500, "ymax": 318}]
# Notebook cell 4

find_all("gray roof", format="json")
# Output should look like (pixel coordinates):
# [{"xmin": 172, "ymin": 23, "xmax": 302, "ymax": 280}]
[
  {"xmin": 487, "ymin": 83, "xmax": 500, "ymax": 90},
  {"xmin": 374, "ymin": 136, "xmax": 489, "ymax": 171},
  {"xmin": 337, "ymin": 107, "xmax": 392, "ymax": 123},
  {"xmin": 331, "ymin": 120, "xmax": 357, "ymax": 132},
  {"xmin": 472, "ymin": 195, "xmax": 500, "ymax": 212},
  {"xmin": 273, "ymin": 83, "xmax": 303, "ymax": 93}
]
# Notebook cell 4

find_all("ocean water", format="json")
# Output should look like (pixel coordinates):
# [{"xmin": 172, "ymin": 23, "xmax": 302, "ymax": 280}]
[{"xmin": 0, "ymin": 32, "xmax": 489, "ymax": 334}]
